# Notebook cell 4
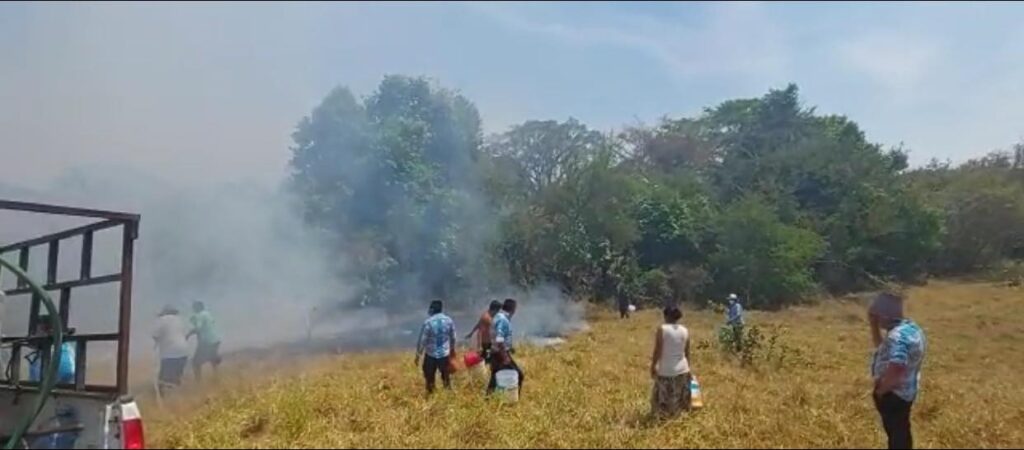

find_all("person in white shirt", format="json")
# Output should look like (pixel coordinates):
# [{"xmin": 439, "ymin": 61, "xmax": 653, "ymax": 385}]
[
  {"xmin": 650, "ymin": 305, "xmax": 691, "ymax": 419},
  {"xmin": 152, "ymin": 306, "xmax": 190, "ymax": 394}
]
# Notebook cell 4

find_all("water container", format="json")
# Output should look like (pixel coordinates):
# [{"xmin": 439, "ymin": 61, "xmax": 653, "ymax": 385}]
[
  {"xmin": 495, "ymin": 369, "xmax": 519, "ymax": 403},
  {"xmin": 463, "ymin": 351, "xmax": 483, "ymax": 368},
  {"xmin": 690, "ymin": 376, "xmax": 704, "ymax": 409}
]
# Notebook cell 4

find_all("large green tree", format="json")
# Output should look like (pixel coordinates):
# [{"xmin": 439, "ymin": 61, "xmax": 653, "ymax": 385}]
[{"xmin": 289, "ymin": 76, "xmax": 492, "ymax": 307}]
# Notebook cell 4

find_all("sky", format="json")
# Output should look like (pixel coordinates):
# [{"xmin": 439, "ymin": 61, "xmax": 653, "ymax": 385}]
[{"xmin": 2, "ymin": 1, "xmax": 1023, "ymax": 189}]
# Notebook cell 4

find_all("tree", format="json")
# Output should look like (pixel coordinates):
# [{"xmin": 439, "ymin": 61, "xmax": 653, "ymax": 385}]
[
  {"xmin": 289, "ymin": 76, "xmax": 492, "ymax": 308},
  {"xmin": 710, "ymin": 196, "xmax": 824, "ymax": 308},
  {"xmin": 485, "ymin": 119, "xmax": 606, "ymax": 194}
]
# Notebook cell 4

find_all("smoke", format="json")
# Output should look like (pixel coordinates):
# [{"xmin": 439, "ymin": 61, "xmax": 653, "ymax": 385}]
[
  {"xmin": 1, "ymin": 163, "xmax": 352, "ymax": 356},
  {"xmin": 0, "ymin": 160, "xmax": 586, "ymax": 362}
]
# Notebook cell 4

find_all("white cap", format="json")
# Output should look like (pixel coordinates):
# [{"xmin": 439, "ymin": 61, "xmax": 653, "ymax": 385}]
[{"xmin": 728, "ymin": 293, "xmax": 738, "ymax": 300}]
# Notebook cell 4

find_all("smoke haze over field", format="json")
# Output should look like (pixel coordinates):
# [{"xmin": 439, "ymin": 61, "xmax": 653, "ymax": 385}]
[
  {"xmin": 0, "ymin": 161, "xmax": 584, "ymax": 359},
  {"xmin": 0, "ymin": 164, "xmax": 353, "ymax": 355}
]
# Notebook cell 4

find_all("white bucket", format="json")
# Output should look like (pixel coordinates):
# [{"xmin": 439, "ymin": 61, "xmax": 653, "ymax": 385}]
[{"xmin": 495, "ymin": 369, "xmax": 519, "ymax": 403}]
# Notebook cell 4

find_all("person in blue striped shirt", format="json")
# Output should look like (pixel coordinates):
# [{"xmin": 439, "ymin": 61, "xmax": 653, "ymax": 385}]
[
  {"xmin": 487, "ymin": 298, "xmax": 524, "ymax": 396},
  {"xmin": 869, "ymin": 291, "xmax": 926, "ymax": 449},
  {"xmin": 415, "ymin": 300, "xmax": 456, "ymax": 395}
]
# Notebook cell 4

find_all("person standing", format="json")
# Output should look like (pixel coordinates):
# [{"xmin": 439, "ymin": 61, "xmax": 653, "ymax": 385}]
[
  {"xmin": 152, "ymin": 306, "xmax": 189, "ymax": 395},
  {"xmin": 487, "ymin": 298, "xmax": 524, "ymax": 396},
  {"xmin": 726, "ymin": 294, "xmax": 745, "ymax": 351},
  {"xmin": 413, "ymin": 301, "xmax": 454, "ymax": 395},
  {"xmin": 415, "ymin": 300, "xmax": 456, "ymax": 394},
  {"xmin": 869, "ymin": 292, "xmax": 926, "ymax": 450},
  {"xmin": 650, "ymin": 306, "xmax": 691, "ymax": 419},
  {"xmin": 465, "ymin": 300, "xmax": 501, "ymax": 363},
  {"xmin": 617, "ymin": 294, "xmax": 630, "ymax": 319},
  {"xmin": 187, "ymin": 301, "xmax": 222, "ymax": 382}
]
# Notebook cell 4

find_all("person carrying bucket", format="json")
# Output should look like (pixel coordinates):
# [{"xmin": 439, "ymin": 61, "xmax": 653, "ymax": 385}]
[
  {"xmin": 415, "ymin": 300, "xmax": 457, "ymax": 395},
  {"xmin": 487, "ymin": 298, "xmax": 524, "ymax": 397},
  {"xmin": 465, "ymin": 300, "xmax": 502, "ymax": 364}
]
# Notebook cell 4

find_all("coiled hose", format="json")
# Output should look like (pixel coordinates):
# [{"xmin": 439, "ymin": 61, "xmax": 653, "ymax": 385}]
[{"xmin": 0, "ymin": 257, "xmax": 63, "ymax": 450}]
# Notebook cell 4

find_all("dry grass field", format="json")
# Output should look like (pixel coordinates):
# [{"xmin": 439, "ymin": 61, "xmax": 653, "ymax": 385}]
[{"xmin": 143, "ymin": 281, "xmax": 1024, "ymax": 448}]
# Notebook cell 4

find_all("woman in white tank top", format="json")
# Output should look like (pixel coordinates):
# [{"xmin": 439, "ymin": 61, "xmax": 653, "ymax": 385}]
[{"xmin": 650, "ymin": 306, "xmax": 691, "ymax": 418}]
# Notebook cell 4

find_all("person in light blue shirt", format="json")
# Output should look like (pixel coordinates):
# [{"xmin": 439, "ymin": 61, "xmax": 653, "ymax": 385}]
[
  {"xmin": 487, "ymin": 298, "xmax": 524, "ymax": 396},
  {"xmin": 725, "ymin": 294, "xmax": 745, "ymax": 351},
  {"xmin": 869, "ymin": 292, "xmax": 926, "ymax": 449},
  {"xmin": 415, "ymin": 300, "xmax": 456, "ymax": 395}
]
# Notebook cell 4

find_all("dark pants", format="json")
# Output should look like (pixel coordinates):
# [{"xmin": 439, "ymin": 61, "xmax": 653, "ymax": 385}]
[
  {"xmin": 193, "ymin": 341, "xmax": 222, "ymax": 382},
  {"xmin": 487, "ymin": 355, "xmax": 524, "ymax": 395},
  {"xmin": 874, "ymin": 393, "xmax": 913, "ymax": 449},
  {"xmin": 422, "ymin": 355, "xmax": 452, "ymax": 394},
  {"xmin": 619, "ymin": 302, "xmax": 629, "ymax": 319},
  {"xmin": 731, "ymin": 324, "xmax": 744, "ymax": 351},
  {"xmin": 158, "ymin": 357, "xmax": 188, "ymax": 394},
  {"xmin": 481, "ymin": 342, "xmax": 493, "ymax": 364}
]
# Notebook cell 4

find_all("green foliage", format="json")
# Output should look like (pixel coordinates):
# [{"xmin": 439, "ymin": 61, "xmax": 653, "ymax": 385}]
[
  {"xmin": 288, "ymin": 75, "xmax": 1010, "ymax": 311},
  {"xmin": 710, "ymin": 196, "xmax": 824, "ymax": 308},
  {"xmin": 716, "ymin": 324, "xmax": 799, "ymax": 368},
  {"xmin": 908, "ymin": 149, "xmax": 1024, "ymax": 274},
  {"xmin": 289, "ymin": 76, "xmax": 493, "ymax": 307}
]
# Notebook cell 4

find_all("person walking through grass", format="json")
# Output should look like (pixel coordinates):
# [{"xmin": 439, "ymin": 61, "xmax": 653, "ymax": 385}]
[
  {"xmin": 465, "ymin": 300, "xmax": 501, "ymax": 364},
  {"xmin": 153, "ymin": 305, "xmax": 189, "ymax": 395},
  {"xmin": 187, "ymin": 301, "xmax": 222, "ymax": 382},
  {"xmin": 650, "ymin": 305, "xmax": 691, "ymax": 419},
  {"xmin": 869, "ymin": 291, "xmax": 926, "ymax": 450},
  {"xmin": 487, "ymin": 298, "xmax": 524, "ymax": 396},
  {"xmin": 725, "ymin": 293, "xmax": 744, "ymax": 351},
  {"xmin": 415, "ymin": 300, "xmax": 456, "ymax": 395}
]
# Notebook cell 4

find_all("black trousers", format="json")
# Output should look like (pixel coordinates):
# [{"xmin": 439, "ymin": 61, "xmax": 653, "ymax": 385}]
[
  {"xmin": 422, "ymin": 356, "xmax": 452, "ymax": 394},
  {"xmin": 481, "ymin": 342, "xmax": 493, "ymax": 364},
  {"xmin": 487, "ymin": 354, "xmax": 524, "ymax": 395},
  {"xmin": 874, "ymin": 392, "xmax": 913, "ymax": 449}
]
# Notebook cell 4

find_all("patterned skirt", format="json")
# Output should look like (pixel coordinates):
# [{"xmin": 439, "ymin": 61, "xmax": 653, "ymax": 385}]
[{"xmin": 651, "ymin": 373, "xmax": 692, "ymax": 418}]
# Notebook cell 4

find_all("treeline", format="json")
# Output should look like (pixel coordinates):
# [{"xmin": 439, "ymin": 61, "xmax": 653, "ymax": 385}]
[{"xmin": 289, "ymin": 75, "xmax": 1024, "ymax": 310}]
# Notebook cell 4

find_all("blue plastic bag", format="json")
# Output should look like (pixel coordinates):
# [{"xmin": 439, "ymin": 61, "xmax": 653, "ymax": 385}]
[{"xmin": 28, "ymin": 342, "xmax": 76, "ymax": 384}]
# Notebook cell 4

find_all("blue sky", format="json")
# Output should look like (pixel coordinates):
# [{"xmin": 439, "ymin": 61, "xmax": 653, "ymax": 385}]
[{"xmin": 2, "ymin": 1, "xmax": 1023, "ymax": 187}]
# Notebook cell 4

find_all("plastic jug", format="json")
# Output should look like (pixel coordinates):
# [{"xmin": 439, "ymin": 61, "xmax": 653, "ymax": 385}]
[
  {"xmin": 690, "ymin": 376, "xmax": 704, "ymax": 409},
  {"xmin": 495, "ymin": 369, "xmax": 519, "ymax": 403}
]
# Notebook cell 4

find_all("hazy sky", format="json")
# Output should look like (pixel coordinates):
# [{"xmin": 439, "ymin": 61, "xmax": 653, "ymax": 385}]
[{"xmin": 2, "ymin": 1, "xmax": 1023, "ymax": 188}]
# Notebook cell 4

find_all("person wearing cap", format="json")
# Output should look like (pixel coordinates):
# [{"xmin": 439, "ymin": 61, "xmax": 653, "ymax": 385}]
[
  {"xmin": 869, "ymin": 291, "xmax": 926, "ymax": 449},
  {"xmin": 153, "ymin": 305, "xmax": 190, "ymax": 394},
  {"xmin": 726, "ymin": 294, "xmax": 745, "ymax": 351},
  {"xmin": 415, "ymin": 300, "xmax": 456, "ymax": 394}
]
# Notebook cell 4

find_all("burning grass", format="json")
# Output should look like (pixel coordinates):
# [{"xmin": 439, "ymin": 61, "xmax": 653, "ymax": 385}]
[{"xmin": 144, "ymin": 281, "xmax": 1024, "ymax": 448}]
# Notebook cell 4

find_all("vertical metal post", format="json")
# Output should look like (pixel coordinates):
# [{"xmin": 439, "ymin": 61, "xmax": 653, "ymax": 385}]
[
  {"xmin": 116, "ymin": 221, "xmax": 137, "ymax": 395},
  {"xmin": 28, "ymin": 292, "xmax": 41, "ymax": 335},
  {"xmin": 59, "ymin": 288, "xmax": 71, "ymax": 331},
  {"xmin": 47, "ymin": 240, "xmax": 59, "ymax": 284},
  {"xmin": 74, "ymin": 340, "xmax": 87, "ymax": 391},
  {"xmin": 80, "ymin": 231, "xmax": 93, "ymax": 280},
  {"xmin": 17, "ymin": 248, "xmax": 29, "ymax": 289}
]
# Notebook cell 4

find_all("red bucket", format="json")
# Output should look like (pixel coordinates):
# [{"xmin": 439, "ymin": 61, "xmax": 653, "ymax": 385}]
[{"xmin": 463, "ymin": 351, "xmax": 483, "ymax": 368}]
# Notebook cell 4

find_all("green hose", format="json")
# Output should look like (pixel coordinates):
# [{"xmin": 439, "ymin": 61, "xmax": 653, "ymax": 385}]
[{"xmin": 0, "ymin": 257, "xmax": 63, "ymax": 450}]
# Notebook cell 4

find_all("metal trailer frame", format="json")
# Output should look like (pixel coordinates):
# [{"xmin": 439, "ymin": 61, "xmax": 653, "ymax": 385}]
[{"xmin": 0, "ymin": 200, "xmax": 139, "ymax": 399}]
